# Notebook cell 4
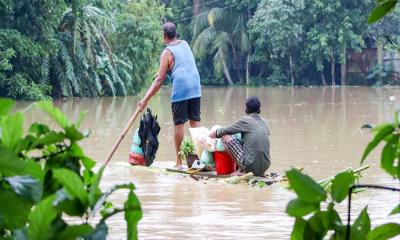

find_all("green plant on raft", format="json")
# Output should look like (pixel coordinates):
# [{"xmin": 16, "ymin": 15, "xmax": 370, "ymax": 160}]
[
  {"xmin": 179, "ymin": 137, "xmax": 196, "ymax": 160},
  {"xmin": 0, "ymin": 98, "xmax": 142, "ymax": 240}
]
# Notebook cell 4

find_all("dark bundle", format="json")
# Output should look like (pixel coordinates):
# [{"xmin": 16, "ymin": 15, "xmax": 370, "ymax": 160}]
[{"xmin": 138, "ymin": 108, "xmax": 161, "ymax": 166}]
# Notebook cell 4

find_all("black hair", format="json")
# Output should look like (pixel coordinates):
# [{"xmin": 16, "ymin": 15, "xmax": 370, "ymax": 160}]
[
  {"xmin": 163, "ymin": 22, "xmax": 177, "ymax": 39},
  {"xmin": 245, "ymin": 96, "xmax": 261, "ymax": 114}
]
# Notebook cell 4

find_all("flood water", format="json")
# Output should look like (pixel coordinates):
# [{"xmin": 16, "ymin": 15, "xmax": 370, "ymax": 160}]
[{"xmin": 18, "ymin": 87, "xmax": 400, "ymax": 239}]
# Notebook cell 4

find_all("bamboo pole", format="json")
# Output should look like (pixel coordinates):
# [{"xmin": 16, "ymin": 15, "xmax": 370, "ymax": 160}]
[{"xmin": 102, "ymin": 107, "xmax": 142, "ymax": 167}]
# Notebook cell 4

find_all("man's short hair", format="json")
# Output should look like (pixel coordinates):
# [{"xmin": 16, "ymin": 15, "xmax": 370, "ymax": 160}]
[
  {"xmin": 163, "ymin": 22, "xmax": 177, "ymax": 39},
  {"xmin": 245, "ymin": 96, "xmax": 261, "ymax": 114}
]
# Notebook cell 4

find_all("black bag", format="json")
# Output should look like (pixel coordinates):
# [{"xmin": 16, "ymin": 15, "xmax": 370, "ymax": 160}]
[{"xmin": 138, "ymin": 108, "xmax": 161, "ymax": 166}]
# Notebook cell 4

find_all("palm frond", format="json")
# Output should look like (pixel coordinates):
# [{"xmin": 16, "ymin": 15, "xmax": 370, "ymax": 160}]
[
  {"xmin": 192, "ymin": 13, "xmax": 209, "ymax": 38},
  {"xmin": 193, "ymin": 27, "xmax": 216, "ymax": 59},
  {"xmin": 208, "ymin": 8, "xmax": 224, "ymax": 27},
  {"xmin": 40, "ymin": 56, "xmax": 50, "ymax": 85},
  {"xmin": 59, "ymin": 43, "xmax": 80, "ymax": 95}
]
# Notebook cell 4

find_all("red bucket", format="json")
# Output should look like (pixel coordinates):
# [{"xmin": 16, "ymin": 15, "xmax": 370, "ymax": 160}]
[{"xmin": 213, "ymin": 151, "xmax": 236, "ymax": 175}]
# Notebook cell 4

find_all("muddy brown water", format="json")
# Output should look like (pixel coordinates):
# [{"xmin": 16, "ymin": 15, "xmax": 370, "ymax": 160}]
[{"xmin": 17, "ymin": 87, "xmax": 400, "ymax": 239}]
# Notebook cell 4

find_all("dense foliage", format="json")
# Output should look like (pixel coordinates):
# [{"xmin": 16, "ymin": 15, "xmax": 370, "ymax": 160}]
[
  {"xmin": 166, "ymin": 0, "xmax": 400, "ymax": 86},
  {"xmin": 285, "ymin": 111, "xmax": 400, "ymax": 239},
  {"xmin": 0, "ymin": 98, "xmax": 142, "ymax": 239},
  {"xmin": 0, "ymin": 0, "xmax": 165, "ymax": 100}
]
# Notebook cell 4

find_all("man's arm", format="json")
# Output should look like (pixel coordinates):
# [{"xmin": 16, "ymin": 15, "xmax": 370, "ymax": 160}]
[
  {"xmin": 138, "ymin": 50, "xmax": 170, "ymax": 111},
  {"xmin": 210, "ymin": 117, "xmax": 252, "ymax": 138}
]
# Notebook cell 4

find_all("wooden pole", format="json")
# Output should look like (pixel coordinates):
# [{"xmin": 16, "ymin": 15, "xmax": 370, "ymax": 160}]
[{"xmin": 102, "ymin": 107, "xmax": 142, "ymax": 167}]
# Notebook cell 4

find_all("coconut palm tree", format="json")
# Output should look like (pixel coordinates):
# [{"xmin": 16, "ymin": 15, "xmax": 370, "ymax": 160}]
[
  {"xmin": 192, "ymin": 7, "xmax": 250, "ymax": 85},
  {"xmin": 50, "ymin": 3, "xmax": 131, "ymax": 97}
]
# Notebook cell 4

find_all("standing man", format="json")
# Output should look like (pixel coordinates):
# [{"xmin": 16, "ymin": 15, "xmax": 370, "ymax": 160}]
[{"xmin": 138, "ymin": 22, "xmax": 202, "ymax": 168}]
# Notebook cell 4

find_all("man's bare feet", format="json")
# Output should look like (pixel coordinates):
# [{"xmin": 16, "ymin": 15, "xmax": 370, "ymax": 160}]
[{"xmin": 173, "ymin": 164, "xmax": 185, "ymax": 170}]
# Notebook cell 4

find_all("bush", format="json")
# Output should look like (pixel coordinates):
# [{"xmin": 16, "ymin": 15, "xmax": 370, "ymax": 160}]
[{"xmin": 0, "ymin": 98, "xmax": 142, "ymax": 239}]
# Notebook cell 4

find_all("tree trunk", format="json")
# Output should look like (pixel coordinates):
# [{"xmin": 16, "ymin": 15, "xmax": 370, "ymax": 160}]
[
  {"xmin": 220, "ymin": 50, "xmax": 234, "ymax": 85},
  {"xmin": 321, "ymin": 71, "xmax": 327, "ymax": 86},
  {"xmin": 289, "ymin": 53, "xmax": 295, "ymax": 85},
  {"xmin": 330, "ymin": 48, "xmax": 336, "ymax": 87},
  {"xmin": 230, "ymin": 41, "xmax": 243, "ymax": 84},
  {"xmin": 246, "ymin": 54, "xmax": 250, "ymax": 85},
  {"xmin": 193, "ymin": 0, "xmax": 202, "ymax": 15},
  {"xmin": 340, "ymin": 47, "xmax": 347, "ymax": 86}
]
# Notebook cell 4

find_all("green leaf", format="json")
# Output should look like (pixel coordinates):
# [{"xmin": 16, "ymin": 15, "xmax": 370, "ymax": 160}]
[
  {"xmin": 367, "ymin": 223, "xmax": 400, "ymax": 240},
  {"xmin": 291, "ymin": 217, "xmax": 306, "ymax": 240},
  {"xmin": 331, "ymin": 170, "xmax": 355, "ymax": 203},
  {"xmin": 390, "ymin": 204, "xmax": 400, "ymax": 215},
  {"xmin": 320, "ymin": 203, "xmax": 342, "ymax": 230},
  {"xmin": 54, "ymin": 189, "xmax": 86, "ymax": 216},
  {"xmin": 381, "ymin": 135, "xmax": 399, "ymax": 177},
  {"xmin": 125, "ymin": 190, "xmax": 142, "ymax": 240},
  {"xmin": 81, "ymin": 156, "xmax": 96, "ymax": 170},
  {"xmin": 0, "ymin": 148, "xmax": 44, "ymax": 181},
  {"xmin": 0, "ymin": 190, "xmax": 32, "ymax": 229},
  {"xmin": 5, "ymin": 176, "xmax": 43, "ymax": 203},
  {"xmin": 53, "ymin": 168, "xmax": 88, "ymax": 205},
  {"xmin": 351, "ymin": 207, "xmax": 371, "ymax": 239},
  {"xmin": 28, "ymin": 123, "xmax": 50, "ymax": 136},
  {"xmin": 57, "ymin": 224, "xmax": 93, "ymax": 240},
  {"xmin": 361, "ymin": 124, "xmax": 395, "ymax": 163},
  {"xmin": 64, "ymin": 125, "xmax": 84, "ymax": 142},
  {"xmin": 31, "ymin": 131, "xmax": 66, "ymax": 149},
  {"xmin": 28, "ymin": 195, "xmax": 57, "ymax": 240},
  {"xmin": 368, "ymin": 1, "xmax": 398, "ymax": 23},
  {"xmin": 89, "ymin": 166, "xmax": 105, "ymax": 207},
  {"xmin": 84, "ymin": 221, "xmax": 108, "ymax": 240},
  {"xmin": 36, "ymin": 101, "xmax": 70, "ymax": 128},
  {"xmin": 0, "ymin": 98, "xmax": 14, "ymax": 116},
  {"xmin": 0, "ymin": 112, "xmax": 24, "ymax": 151},
  {"xmin": 76, "ymin": 111, "xmax": 87, "ymax": 128},
  {"xmin": 93, "ymin": 183, "xmax": 136, "ymax": 215},
  {"xmin": 286, "ymin": 199, "xmax": 319, "ymax": 217},
  {"xmin": 286, "ymin": 168, "xmax": 327, "ymax": 203},
  {"xmin": 395, "ymin": 110, "xmax": 400, "ymax": 128}
]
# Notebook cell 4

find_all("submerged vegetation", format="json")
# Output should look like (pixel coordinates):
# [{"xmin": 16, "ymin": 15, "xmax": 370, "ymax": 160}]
[{"xmin": 0, "ymin": 98, "xmax": 142, "ymax": 239}]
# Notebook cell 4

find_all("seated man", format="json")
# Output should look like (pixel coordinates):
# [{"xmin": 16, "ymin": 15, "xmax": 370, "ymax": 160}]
[{"xmin": 209, "ymin": 97, "xmax": 271, "ymax": 176}]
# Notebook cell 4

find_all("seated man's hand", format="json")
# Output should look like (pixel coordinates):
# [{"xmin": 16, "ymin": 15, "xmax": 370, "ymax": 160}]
[{"xmin": 209, "ymin": 129, "xmax": 217, "ymax": 139}]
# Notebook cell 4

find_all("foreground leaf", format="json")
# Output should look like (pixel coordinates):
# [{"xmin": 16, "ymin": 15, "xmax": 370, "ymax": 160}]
[
  {"xmin": 286, "ymin": 199, "xmax": 319, "ymax": 217},
  {"xmin": 368, "ymin": 1, "xmax": 398, "ymax": 23},
  {"xmin": 361, "ymin": 124, "xmax": 395, "ymax": 163},
  {"xmin": 84, "ymin": 221, "xmax": 108, "ymax": 240},
  {"xmin": 351, "ymin": 207, "xmax": 371, "ymax": 239},
  {"xmin": 390, "ymin": 204, "xmax": 400, "ymax": 215},
  {"xmin": 0, "ymin": 98, "xmax": 14, "ymax": 116},
  {"xmin": 36, "ymin": 101, "xmax": 70, "ymax": 128},
  {"xmin": 4, "ymin": 176, "xmax": 43, "ymax": 203},
  {"xmin": 0, "ymin": 148, "xmax": 44, "ymax": 181},
  {"xmin": 53, "ymin": 168, "xmax": 88, "ymax": 205},
  {"xmin": 0, "ymin": 112, "xmax": 24, "ymax": 151},
  {"xmin": 291, "ymin": 217, "xmax": 307, "ymax": 240},
  {"xmin": 125, "ymin": 190, "xmax": 142, "ymax": 240},
  {"xmin": 331, "ymin": 170, "xmax": 355, "ymax": 203},
  {"xmin": 381, "ymin": 135, "xmax": 399, "ymax": 177},
  {"xmin": 28, "ymin": 195, "xmax": 57, "ymax": 240},
  {"xmin": 286, "ymin": 168, "xmax": 327, "ymax": 203},
  {"xmin": 366, "ymin": 223, "xmax": 400, "ymax": 240},
  {"xmin": 93, "ymin": 183, "xmax": 135, "ymax": 215},
  {"xmin": 57, "ymin": 224, "xmax": 94, "ymax": 240},
  {"xmin": 0, "ymin": 190, "xmax": 31, "ymax": 229}
]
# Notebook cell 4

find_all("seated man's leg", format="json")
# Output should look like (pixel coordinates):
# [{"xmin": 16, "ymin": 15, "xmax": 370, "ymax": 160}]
[{"xmin": 221, "ymin": 135, "xmax": 246, "ymax": 171}]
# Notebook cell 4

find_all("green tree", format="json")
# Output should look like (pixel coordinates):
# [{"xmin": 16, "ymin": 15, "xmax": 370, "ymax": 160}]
[
  {"xmin": 192, "ymin": 7, "xmax": 250, "ymax": 85},
  {"xmin": 248, "ymin": 0, "xmax": 304, "ymax": 85}
]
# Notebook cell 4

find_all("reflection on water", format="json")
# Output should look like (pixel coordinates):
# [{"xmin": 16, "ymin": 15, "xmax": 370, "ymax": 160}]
[{"xmin": 16, "ymin": 87, "xmax": 400, "ymax": 239}]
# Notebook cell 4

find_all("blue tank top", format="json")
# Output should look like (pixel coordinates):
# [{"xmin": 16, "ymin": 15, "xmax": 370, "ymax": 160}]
[{"xmin": 166, "ymin": 40, "xmax": 202, "ymax": 103}]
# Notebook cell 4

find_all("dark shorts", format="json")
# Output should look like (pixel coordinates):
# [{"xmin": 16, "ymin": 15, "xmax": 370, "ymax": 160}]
[
  {"xmin": 226, "ymin": 138, "xmax": 245, "ymax": 170},
  {"xmin": 171, "ymin": 97, "xmax": 201, "ymax": 125}
]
